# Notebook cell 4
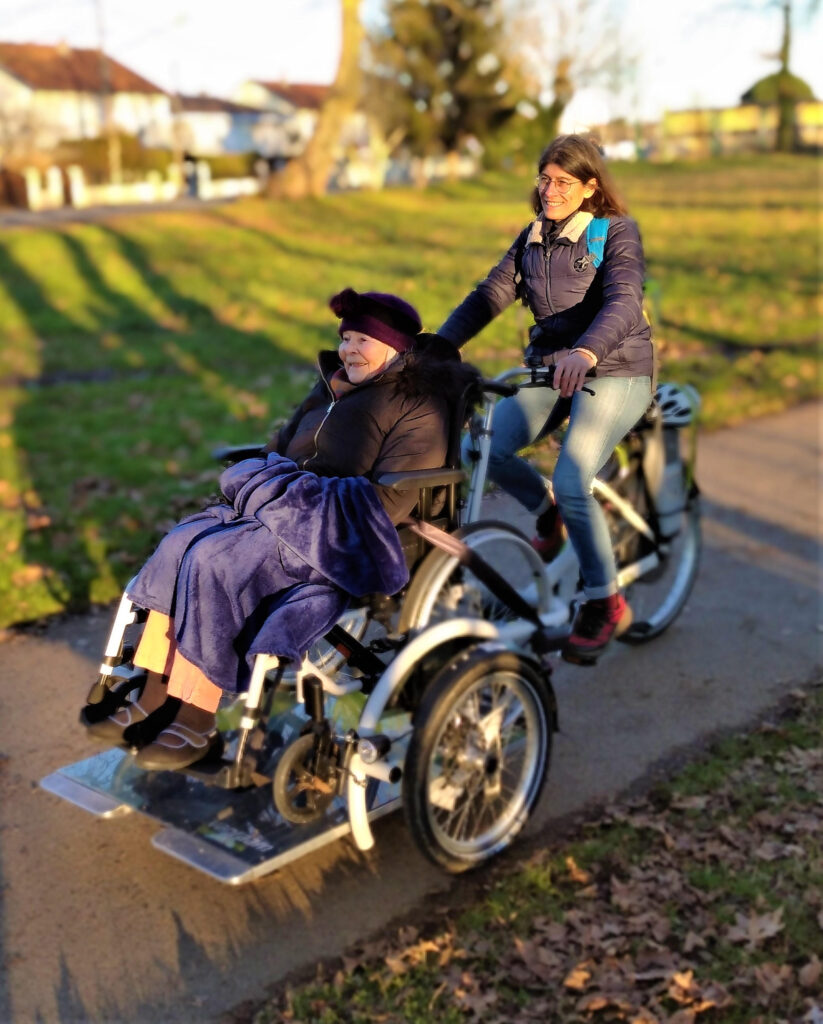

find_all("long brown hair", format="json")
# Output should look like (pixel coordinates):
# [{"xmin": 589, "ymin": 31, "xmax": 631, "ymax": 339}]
[{"xmin": 529, "ymin": 134, "xmax": 627, "ymax": 218}]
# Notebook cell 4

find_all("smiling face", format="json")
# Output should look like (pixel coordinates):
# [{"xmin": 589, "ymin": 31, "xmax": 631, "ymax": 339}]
[
  {"xmin": 537, "ymin": 161, "xmax": 597, "ymax": 221},
  {"xmin": 338, "ymin": 330, "xmax": 397, "ymax": 384}
]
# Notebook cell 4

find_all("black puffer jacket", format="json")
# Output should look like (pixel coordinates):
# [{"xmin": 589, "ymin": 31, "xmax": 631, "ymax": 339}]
[
  {"xmin": 439, "ymin": 211, "xmax": 653, "ymax": 378},
  {"xmin": 267, "ymin": 335, "xmax": 480, "ymax": 523}
]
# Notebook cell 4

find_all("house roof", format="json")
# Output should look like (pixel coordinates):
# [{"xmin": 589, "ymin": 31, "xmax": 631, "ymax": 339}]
[
  {"xmin": 253, "ymin": 82, "xmax": 330, "ymax": 110},
  {"xmin": 178, "ymin": 93, "xmax": 259, "ymax": 115},
  {"xmin": 0, "ymin": 41, "xmax": 165, "ymax": 94}
]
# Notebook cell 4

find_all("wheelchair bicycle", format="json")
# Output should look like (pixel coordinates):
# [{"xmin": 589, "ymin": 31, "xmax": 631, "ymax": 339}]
[{"xmin": 41, "ymin": 368, "xmax": 700, "ymax": 884}]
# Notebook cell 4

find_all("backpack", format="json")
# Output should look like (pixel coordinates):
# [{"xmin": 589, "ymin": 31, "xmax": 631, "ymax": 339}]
[{"xmin": 513, "ymin": 216, "xmax": 610, "ymax": 305}]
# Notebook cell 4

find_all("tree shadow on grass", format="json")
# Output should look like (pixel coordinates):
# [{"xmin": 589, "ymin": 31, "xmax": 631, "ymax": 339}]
[
  {"xmin": 0, "ymin": 226, "xmax": 315, "ymax": 624},
  {"xmin": 648, "ymin": 254, "xmax": 819, "ymax": 293},
  {"xmin": 657, "ymin": 316, "xmax": 819, "ymax": 356}
]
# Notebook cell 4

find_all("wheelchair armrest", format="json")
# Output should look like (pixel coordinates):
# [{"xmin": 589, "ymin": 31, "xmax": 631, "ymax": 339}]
[
  {"xmin": 212, "ymin": 443, "xmax": 266, "ymax": 464},
  {"xmin": 375, "ymin": 467, "xmax": 466, "ymax": 491}
]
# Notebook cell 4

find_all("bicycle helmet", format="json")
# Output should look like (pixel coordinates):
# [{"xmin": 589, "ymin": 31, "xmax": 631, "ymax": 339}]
[{"xmin": 655, "ymin": 382, "xmax": 700, "ymax": 427}]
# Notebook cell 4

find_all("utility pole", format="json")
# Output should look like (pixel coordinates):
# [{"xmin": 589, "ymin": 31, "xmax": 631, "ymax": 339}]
[{"xmin": 92, "ymin": 0, "xmax": 122, "ymax": 183}]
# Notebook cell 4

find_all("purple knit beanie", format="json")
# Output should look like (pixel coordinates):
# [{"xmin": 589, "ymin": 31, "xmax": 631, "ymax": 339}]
[{"xmin": 329, "ymin": 288, "xmax": 422, "ymax": 353}]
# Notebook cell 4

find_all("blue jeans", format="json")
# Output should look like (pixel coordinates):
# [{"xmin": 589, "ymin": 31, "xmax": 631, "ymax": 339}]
[{"xmin": 465, "ymin": 376, "xmax": 652, "ymax": 598}]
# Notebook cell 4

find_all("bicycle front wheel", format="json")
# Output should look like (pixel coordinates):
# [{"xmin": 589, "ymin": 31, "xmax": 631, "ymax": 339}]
[{"xmin": 398, "ymin": 520, "xmax": 550, "ymax": 633}]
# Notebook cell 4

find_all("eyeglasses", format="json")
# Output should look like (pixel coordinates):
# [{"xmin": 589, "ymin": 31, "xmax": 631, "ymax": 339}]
[{"xmin": 534, "ymin": 174, "xmax": 579, "ymax": 195}]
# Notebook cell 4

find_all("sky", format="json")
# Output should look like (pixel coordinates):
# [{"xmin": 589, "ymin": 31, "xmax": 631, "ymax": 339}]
[{"xmin": 1, "ymin": 0, "xmax": 821, "ymax": 128}]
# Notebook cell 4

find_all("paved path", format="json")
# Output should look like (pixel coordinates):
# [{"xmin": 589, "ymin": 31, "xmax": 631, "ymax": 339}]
[
  {"xmin": 0, "ymin": 403, "xmax": 820, "ymax": 1024},
  {"xmin": 0, "ymin": 196, "xmax": 231, "ymax": 229}
]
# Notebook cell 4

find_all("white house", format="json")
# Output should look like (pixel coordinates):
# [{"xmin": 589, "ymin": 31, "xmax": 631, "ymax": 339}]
[
  {"xmin": 233, "ymin": 80, "xmax": 330, "ymax": 159},
  {"xmin": 175, "ymin": 94, "xmax": 261, "ymax": 156},
  {"xmin": 0, "ymin": 41, "xmax": 172, "ymax": 157}
]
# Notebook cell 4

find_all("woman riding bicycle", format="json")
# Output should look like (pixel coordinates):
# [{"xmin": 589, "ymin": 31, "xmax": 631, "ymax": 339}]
[{"xmin": 438, "ymin": 134, "xmax": 653, "ymax": 664}]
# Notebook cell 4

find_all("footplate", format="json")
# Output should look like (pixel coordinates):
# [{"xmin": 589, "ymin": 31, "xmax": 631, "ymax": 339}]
[{"xmin": 40, "ymin": 702, "xmax": 409, "ymax": 884}]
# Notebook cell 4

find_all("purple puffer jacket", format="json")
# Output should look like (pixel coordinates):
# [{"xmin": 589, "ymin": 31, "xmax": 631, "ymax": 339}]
[{"xmin": 438, "ymin": 211, "xmax": 653, "ymax": 378}]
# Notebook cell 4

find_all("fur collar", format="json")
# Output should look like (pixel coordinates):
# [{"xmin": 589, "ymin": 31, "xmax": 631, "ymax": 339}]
[{"xmin": 527, "ymin": 210, "xmax": 593, "ymax": 246}]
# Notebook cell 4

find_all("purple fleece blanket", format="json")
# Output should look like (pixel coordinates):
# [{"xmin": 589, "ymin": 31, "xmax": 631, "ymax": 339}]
[{"xmin": 127, "ymin": 455, "xmax": 408, "ymax": 693}]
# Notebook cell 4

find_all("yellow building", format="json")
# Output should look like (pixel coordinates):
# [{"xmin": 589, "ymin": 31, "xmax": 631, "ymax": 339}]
[{"xmin": 661, "ymin": 101, "xmax": 822, "ymax": 158}]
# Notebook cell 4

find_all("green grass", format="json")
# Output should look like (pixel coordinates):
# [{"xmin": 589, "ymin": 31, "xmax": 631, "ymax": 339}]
[
  {"xmin": 252, "ymin": 686, "xmax": 823, "ymax": 1024},
  {"xmin": 0, "ymin": 153, "xmax": 820, "ymax": 627}
]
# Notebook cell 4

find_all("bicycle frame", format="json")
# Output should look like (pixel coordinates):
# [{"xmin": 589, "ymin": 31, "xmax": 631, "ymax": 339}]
[{"xmin": 461, "ymin": 366, "xmax": 661, "ymax": 597}]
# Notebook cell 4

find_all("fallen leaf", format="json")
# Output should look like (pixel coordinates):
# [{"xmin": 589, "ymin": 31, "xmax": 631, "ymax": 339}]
[
  {"xmin": 666, "ymin": 1010, "xmax": 697, "ymax": 1024},
  {"xmin": 513, "ymin": 937, "xmax": 563, "ymax": 982},
  {"xmin": 563, "ymin": 960, "xmax": 593, "ymax": 991},
  {"xmin": 455, "ymin": 987, "xmax": 498, "ymax": 1014},
  {"xmin": 576, "ymin": 992, "xmax": 637, "ymax": 1014},
  {"xmin": 683, "ymin": 931, "xmax": 706, "ymax": 952},
  {"xmin": 753, "ymin": 841, "xmax": 805, "ymax": 862},
  {"xmin": 671, "ymin": 795, "xmax": 709, "ymax": 811},
  {"xmin": 533, "ymin": 919, "xmax": 567, "ymax": 943},
  {"xmin": 800, "ymin": 955, "xmax": 822, "ymax": 989},
  {"xmin": 25, "ymin": 511, "xmax": 51, "ymax": 530},
  {"xmin": 753, "ymin": 961, "xmax": 793, "ymax": 997},
  {"xmin": 668, "ymin": 969, "xmax": 699, "ymax": 1004},
  {"xmin": 11, "ymin": 564, "xmax": 47, "ymax": 586},
  {"xmin": 566, "ymin": 855, "xmax": 592, "ymax": 884},
  {"xmin": 726, "ymin": 908, "xmax": 784, "ymax": 949},
  {"xmin": 384, "ymin": 954, "xmax": 408, "ymax": 975}
]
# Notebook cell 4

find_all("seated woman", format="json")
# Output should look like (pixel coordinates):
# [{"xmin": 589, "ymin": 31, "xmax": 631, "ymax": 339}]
[{"xmin": 83, "ymin": 288, "xmax": 478, "ymax": 770}]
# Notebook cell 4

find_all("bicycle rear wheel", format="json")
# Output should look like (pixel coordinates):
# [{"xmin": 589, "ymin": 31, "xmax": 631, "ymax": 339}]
[{"xmin": 608, "ymin": 465, "xmax": 701, "ymax": 643}]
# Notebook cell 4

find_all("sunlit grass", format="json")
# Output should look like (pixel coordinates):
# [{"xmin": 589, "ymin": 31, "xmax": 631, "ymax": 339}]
[{"xmin": 0, "ymin": 153, "xmax": 819, "ymax": 627}]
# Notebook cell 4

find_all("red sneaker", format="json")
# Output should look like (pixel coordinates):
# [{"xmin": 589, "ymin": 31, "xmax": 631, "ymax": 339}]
[
  {"xmin": 562, "ymin": 593, "xmax": 633, "ymax": 665},
  {"xmin": 530, "ymin": 504, "xmax": 566, "ymax": 563}
]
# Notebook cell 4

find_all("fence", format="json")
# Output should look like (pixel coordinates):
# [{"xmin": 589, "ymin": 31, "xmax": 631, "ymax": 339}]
[{"xmin": 7, "ymin": 161, "xmax": 263, "ymax": 211}]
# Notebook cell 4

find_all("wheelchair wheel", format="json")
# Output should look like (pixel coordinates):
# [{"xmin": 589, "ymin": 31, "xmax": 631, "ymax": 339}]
[
  {"xmin": 399, "ymin": 521, "xmax": 550, "ymax": 632},
  {"xmin": 403, "ymin": 645, "xmax": 552, "ymax": 873},
  {"xmin": 272, "ymin": 734, "xmax": 335, "ymax": 824}
]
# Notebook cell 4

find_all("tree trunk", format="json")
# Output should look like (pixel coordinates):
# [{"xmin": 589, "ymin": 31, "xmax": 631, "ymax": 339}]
[
  {"xmin": 775, "ymin": 0, "xmax": 797, "ymax": 152},
  {"xmin": 268, "ymin": 0, "xmax": 363, "ymax": 199},
  {"xmin": 537, "ymin": 57, "xmax": 573, "ymax": 146}
]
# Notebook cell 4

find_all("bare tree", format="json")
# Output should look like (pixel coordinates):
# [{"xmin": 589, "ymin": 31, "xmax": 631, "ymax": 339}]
[
  {"xmin": 510, "ymin": 0, "xmax": 630, "ymax": 142},
  {"xmin": 268, "ymin": 0, "xmax": 363, "ymax": 198}
]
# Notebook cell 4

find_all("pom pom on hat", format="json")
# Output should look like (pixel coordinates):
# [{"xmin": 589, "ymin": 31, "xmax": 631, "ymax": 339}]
[{"xmin": 329, "ymin": 288, "xmax": 422, "ymax": 353}]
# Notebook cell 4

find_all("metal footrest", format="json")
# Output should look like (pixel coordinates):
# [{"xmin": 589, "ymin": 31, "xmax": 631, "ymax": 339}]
[{"xmin": 40, "ymin": 735, "xmax": 405, "ymax": 884}]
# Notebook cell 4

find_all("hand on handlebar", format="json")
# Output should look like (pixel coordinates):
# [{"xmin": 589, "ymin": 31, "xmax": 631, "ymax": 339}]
[{"xmin": 551, "ymin": 350, "xmax": 597, "ymax": 398}]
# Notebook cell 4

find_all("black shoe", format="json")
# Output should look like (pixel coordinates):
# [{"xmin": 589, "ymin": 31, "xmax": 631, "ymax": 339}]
[
  {"xmin": 81, "ymin": 677, "xmax": 145, "ymax": 743},
  {"xmin": 83, "ymin": 701, "xmax": 150, "ymax": 744},
  {"xmin": 133, "ymin": 722, "xmax": 221, "ymax": 771},
  {"xmin": 122, "ymin": 696, "xmax": 182, "ymax": 749}
]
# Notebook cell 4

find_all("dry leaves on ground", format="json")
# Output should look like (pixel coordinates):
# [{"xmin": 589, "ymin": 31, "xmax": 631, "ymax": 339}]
[{"xmin": 272, "ymin": 699, "xmax": 823, "ymax": 1024}]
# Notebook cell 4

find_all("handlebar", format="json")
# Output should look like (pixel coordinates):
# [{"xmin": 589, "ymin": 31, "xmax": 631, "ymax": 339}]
[
  {"xmin": 479, "ymin": 378, "xmax": 519, "ymax": 398},
  {"xmin": 482, "ymin": 362, "xmax": 595, "ymax": 398}
]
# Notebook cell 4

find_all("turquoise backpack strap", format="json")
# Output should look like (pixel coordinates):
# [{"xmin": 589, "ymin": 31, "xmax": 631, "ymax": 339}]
[{"xmin": 585, "ymin": 217, "xmax": 609, "ymax": 268}]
